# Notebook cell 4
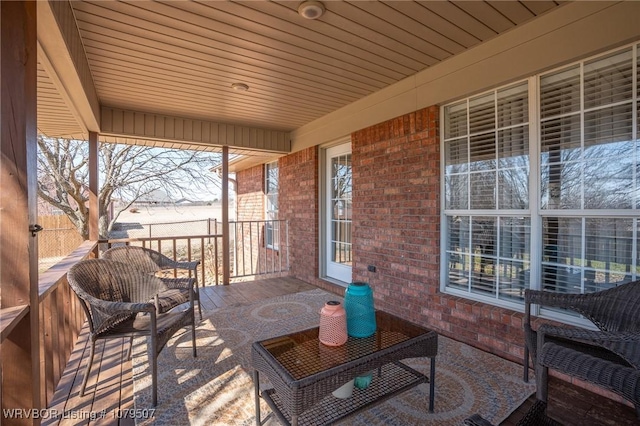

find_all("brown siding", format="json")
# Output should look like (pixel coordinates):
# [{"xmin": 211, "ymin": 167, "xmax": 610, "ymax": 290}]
[{"xmin": 101, "ymin": 107, "xmax": 290, "ymax": 153}]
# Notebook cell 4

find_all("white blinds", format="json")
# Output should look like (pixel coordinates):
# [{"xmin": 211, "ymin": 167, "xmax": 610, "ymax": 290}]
[
  {"xmin": 444, "ymin": 101, "xmax": 467, "ymax": 140},
  {"xmin": 584, "ymin": 50, "xmax": 633, "ymax": 109},
  {"xmin": 469, "ymin": 94, "xmax": 495, "ymax": 134},
  {"xmin": 444, "ymin": 42, "xmax": 640, "ymax": 304},
  {"xmin": 443, "ymin": 82, "xmax": 530, "ymax": 301},
  {"xmin": 542, "ymin": 217, "xmax": 638, "ymax": 293},
  {"xmin": 540, "ymin": 66, "xmax": 580, "ymax": 119},
  {"xmin": 540, "ymin": 46, "xmax": 636, "ymax": 211},
  {"xmin": 443, "ymin": 82, "xmax": 529, "ymax": 210},
  {"xmin": 539, "ymin": 45, "xmax": 639, "ymax": 294},
  {"xmin": 498, "ymin": 84, "xmax": 529, "ymax": 127}
]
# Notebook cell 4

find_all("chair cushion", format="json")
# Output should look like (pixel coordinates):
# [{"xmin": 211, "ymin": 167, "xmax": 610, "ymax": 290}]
[
  {"xmin": 155, "ymin": 289, "xmax": 190, "ymax": 313},
  {"xmin": 540, "ymin": 341, "xmax": 640, "ymax": 405}
]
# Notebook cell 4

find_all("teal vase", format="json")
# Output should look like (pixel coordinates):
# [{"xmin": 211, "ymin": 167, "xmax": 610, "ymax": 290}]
[{"xmin": 344, "ymin": 282, "xmax": 377, "ymax": 338}]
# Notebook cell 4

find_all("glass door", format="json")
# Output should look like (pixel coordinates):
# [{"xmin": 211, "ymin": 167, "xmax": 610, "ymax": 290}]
[{"xmin": 325, "ymin": 143, "xmax": 352, "ymax": 283}]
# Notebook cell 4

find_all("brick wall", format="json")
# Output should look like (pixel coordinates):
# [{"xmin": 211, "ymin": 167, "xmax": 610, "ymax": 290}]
[
  {"xmin": 236, "ymin": 166, "xmax": 263, "ymax": 222},
  {"xmin": 351, "ymin": 107, "xmax": 440, "ymax": 323},
  {"xmin": 278, "ymin": 146, "xmax": 338, "ymax": 292},
  {"xmin": 236, "ymin": 108, "xmax": 528, "ymax": 363},
  {"xmin": 351, "ymin": 106, "xmax": 526, "ymax": 363},
  {"xmin": 236, "ymin": 147, "xmax": 344, "ymax": 293},
  {"xmin": 234, "ymin": 108, "xmax": 632, "ymax": 404},
  {"xmin": 235, "ymin": 165, "xmax": 284, "ymax": 276}
]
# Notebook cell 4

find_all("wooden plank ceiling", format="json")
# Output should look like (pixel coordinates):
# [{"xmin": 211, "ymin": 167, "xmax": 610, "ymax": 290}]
[{"xmin": 37, "ymin": 0, "xmax": 564, "ymax": 151}]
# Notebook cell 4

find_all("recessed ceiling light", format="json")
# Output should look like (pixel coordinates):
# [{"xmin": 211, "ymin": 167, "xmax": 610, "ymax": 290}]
[
  {"xmin": 298, "ymin": 1, "xmax": 325, "ymax": 20},
  {"xmin": 231, "ymin": 82, "xmax": 249, "ymax": 91}
]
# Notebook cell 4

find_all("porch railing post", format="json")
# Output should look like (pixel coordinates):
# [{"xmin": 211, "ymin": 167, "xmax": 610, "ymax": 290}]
[
  {"xmin": 286, "ymin": 220, "xmax": 290, "ymax": 271},
  {"xmin": 222, "ymin": 146, "xmax": 230, "ymax": 285}
]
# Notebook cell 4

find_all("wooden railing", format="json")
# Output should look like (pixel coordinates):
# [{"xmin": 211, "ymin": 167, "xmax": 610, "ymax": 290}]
[
  {"xmin": 231, "ymin": 220, "xmax": 289, "ymax": 278},
  {"xmin": 99, "ymin": 234, "xmax": 223, "ymax": 286},
  {"xmin": 1, "ymin": 225, "xmax": 288, "ymax": 421},
  {"xmin": 38, "ymin": 241, "xmax": 99, "ymax": 407},
  {"xmin": 0, "ymin": 241, "xmax": 98, "ymax": 415},
  {"xmin": 100, "ymin": 221, "xmax": 290, "ymax": 281}
]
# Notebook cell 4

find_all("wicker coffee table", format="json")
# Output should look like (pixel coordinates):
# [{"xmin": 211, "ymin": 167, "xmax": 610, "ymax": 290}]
[{"xmin": 251, "ymin": 310, "xmax": 438, "ymax": 426}]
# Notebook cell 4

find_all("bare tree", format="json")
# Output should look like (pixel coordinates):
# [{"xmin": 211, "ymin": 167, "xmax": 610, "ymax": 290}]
[{"xmin": 37, "ymin": 136, "xmax": 220, "ymax": 239}]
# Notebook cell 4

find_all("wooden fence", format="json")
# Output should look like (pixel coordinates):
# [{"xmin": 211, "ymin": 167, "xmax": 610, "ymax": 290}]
[{"xmin": 38, "ymin": 216, "xmax": 84, "ymax": 259}]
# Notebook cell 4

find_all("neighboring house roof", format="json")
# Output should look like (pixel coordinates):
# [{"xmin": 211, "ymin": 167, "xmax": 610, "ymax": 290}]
[{"xmin": 137, "ymin": 190, "xmax": 171, "ymax": 204}]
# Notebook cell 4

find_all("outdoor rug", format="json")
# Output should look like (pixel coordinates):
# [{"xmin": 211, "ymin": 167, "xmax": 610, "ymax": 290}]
[{"xmin": 131, "ymin": 289, "xmax": 535, "ymax": 425}]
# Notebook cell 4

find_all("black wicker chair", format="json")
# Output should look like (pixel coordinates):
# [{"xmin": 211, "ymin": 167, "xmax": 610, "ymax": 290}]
[
  {"xmin": 464, "ymin": 400, "xmax": 560, "ymax": 426},
  {"xmin": 103, "ymin": 245, "xmax": 203, "ymax": 320},
  {"xmin": 523, "ymin": 281, "xmax": 640, "ymax": 417},
  {"xmin": 67, "ymin": 258, "xmax": 197, "ymax": 406}
]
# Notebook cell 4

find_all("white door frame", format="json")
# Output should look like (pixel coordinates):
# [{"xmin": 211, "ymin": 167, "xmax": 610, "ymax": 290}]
[{"xmin": 322, "ymin": 142, "xmax": 352, "ymax": 284}]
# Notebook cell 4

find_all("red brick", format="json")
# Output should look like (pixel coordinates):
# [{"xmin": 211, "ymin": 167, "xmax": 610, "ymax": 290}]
[{"xmin": 236, "ymin": 105, "xmax": 532, "ymax": 366}]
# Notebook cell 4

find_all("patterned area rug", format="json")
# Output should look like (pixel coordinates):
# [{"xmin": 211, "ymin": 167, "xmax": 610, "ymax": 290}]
[{"xmin": 131, "ymin": 289, "xmax": 535, "ymax": 425}]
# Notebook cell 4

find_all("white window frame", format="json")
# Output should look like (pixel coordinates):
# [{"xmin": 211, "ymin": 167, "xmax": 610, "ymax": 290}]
[
  {"xmin": 265, "ymin": 161, "xmax": 279, "ymax": 250},
  {"xmin": 441, "ymin": 42, "xmax": 640, "ymax": 325},
  {"xmin": 441, "ymin": 79, "xmax": 535, "ymax": 312}
]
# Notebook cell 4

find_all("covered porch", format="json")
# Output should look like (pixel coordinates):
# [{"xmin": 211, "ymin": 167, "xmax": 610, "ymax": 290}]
[
  {"xmin": 43, "ymin": 277, "xmax": 316, "ymax": 426},
  {"xmin": 42, "ymin": 277, "xmax": 639, "ymax": 425},
  {"xmin": 2, "ymin": 1, "xmax": 640, "ymax": 425}
]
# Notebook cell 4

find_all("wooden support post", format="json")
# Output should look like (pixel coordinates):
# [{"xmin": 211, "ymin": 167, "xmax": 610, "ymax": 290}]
[
  {"xmin": 88, "ymin": 131, "xmax": 99, "ymax": 242},
  {"xmin": 1, "ymin": 1, "xmax": 40, "ymax": 423},
  {"xmin": 222, "ymin": 146, "xmax": 230, "ymax": 285}
]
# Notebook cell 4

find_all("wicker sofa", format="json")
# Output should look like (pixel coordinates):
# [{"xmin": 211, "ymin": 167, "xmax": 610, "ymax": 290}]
[{"xmin": 523, "ymin": 281, "xmax": 640, "ymax": 418}]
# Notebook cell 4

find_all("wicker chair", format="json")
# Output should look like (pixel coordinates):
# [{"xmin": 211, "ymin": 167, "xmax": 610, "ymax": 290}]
[
  {"xmin": 464, "ymin": 400, "xmax": 560, "ymax": 426},
  {"xmin": 67, "ymin": 258, "xmax": 197, "ymax": 406},
  {"xmin": 523, "ymin": 281, "xmax": 640, "ymax": 417},
  {"xmin": 103, "ymin": 245, "xmax": 203, "ymax": 320}
]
